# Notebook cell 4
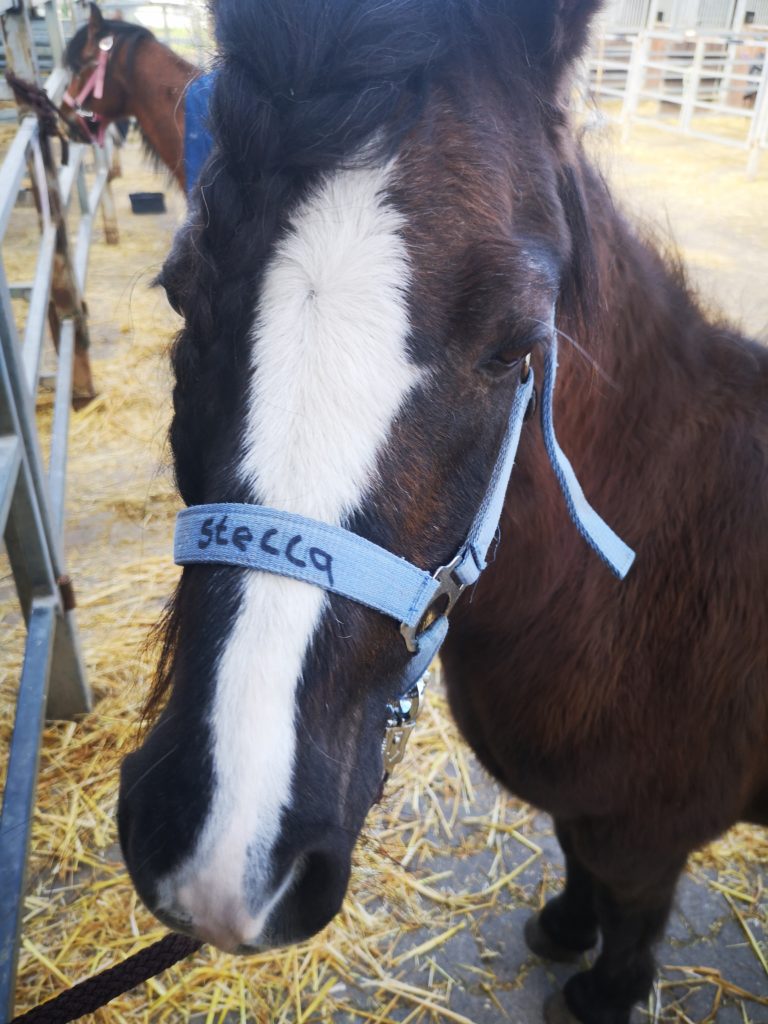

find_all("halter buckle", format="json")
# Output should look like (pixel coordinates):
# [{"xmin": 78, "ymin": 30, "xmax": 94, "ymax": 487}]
[
  {"xmin": 383, "ymin": 675, "xmax": 427, "ymax": 772},
  {"xmin": 400, "ymin": 554, "xmax": 467, "ymax": 654}
]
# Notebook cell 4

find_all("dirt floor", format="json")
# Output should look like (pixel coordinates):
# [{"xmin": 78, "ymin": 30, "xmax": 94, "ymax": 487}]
[
  {"xmin": 1, "ymin": 119, "xmax": 767, "ymax": 1024},
  {"xmin": 585, "ymin": 114, "xmax": 768, "ymax": 342}
]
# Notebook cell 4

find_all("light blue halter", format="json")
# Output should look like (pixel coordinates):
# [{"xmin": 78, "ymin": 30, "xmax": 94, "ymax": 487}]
[{"xmin": 174, "ymin": 337, "xmax": 635, "ymax": 768}]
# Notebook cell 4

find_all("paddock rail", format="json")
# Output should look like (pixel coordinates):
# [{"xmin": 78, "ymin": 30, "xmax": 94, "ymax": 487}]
[
  {"xmin": 587, "ymin": 26, "xmax": 768, "ymax": 176},
  {"xmin": 0, "ymin": 1, "xmax": 121, "ymax": 1018}
]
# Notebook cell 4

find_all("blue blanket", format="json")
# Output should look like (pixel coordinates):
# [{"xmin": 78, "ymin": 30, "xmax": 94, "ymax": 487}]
[{"xmin": 184, "ymin": 72, "xmax": 216, "ymax": 195}]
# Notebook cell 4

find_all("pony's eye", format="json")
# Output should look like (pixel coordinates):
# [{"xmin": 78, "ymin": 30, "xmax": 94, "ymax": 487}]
[
  {"xmin": 493, "ymin": 350, "xmax": 525, "ymax": 368},
  {"xmin": 484, "ymin": 347, "xmax": 531, "ymax": 379}
]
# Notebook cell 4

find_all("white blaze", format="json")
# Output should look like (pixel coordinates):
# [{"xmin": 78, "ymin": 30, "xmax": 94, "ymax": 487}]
[{"xmin": 162, "ymin": 161, "xmax": 422, "ymax": 947}]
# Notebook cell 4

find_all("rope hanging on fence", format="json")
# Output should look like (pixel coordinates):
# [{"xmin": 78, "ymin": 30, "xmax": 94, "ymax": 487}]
[
  {"xmin": 7, "ymin": 934, "xmax": 202, "ymax": 1024},
  {"xmin": 4, "ymin": 72, "xmax": 77, "ymax": 155}
]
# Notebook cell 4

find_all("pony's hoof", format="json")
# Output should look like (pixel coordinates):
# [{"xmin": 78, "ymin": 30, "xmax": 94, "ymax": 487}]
[
  {"xmin": 544, "ymin": 991, "xmax": 583, "ymax": 1024},
  {"xmin": 524, "ymin": 913, "xmax": 587, "ymax": 964}
]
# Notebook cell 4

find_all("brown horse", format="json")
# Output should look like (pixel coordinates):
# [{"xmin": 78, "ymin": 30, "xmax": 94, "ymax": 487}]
[
  {"xmin": 117, "ymin": 1, "xmax": 768, "ymax": 1022},
  {"xmin": 62, "ymin": 3, "xmax": 198, "ymax": 190}
]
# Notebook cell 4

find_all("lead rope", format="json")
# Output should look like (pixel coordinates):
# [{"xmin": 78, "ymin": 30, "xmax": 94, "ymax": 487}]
[{"xmin": 7, "ymin": 934, "xmax": 202, "ymax": 1024}]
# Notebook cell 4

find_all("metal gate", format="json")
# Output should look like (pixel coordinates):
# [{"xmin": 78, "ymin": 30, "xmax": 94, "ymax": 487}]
[
  {"xmin": 0, "ymin": 0, "xmax": 120, "ymax": 1016},
  {"xmin": 588, "ymin": 22, "xmax": 768, "ymax": 177}
]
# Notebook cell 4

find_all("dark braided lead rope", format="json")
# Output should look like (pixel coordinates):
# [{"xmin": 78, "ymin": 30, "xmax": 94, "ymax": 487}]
[{"xmin": 8, "ymin": 934, "xmax": 202, "ymax": 1024}]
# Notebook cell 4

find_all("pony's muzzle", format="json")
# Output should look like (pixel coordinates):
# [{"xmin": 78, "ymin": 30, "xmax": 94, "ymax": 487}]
[
  {"xmin": 119, "ymin": 751, "xmax": 353, "ymax": 953},
  {"xmin": 153, "ymin": 841, "xmax": 351, "ymax": 953}
]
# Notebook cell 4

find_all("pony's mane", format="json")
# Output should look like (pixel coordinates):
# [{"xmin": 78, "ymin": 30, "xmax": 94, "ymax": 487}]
[{"xmin": 65, "ymin": 17, "xmax": 152, "ymax": 74}]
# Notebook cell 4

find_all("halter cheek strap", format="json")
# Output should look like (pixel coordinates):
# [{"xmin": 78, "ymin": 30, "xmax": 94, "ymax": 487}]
[
  {"xmin": 173, "ymin": 336, "xmax": 635, "ymax": 768},
  {"xmin": 63, "ymin": 37, "xmax": 113, "ymax": 146},
  {"xmin": 540, "ymin": 339, "xmax": 635, "ymax": 579}
]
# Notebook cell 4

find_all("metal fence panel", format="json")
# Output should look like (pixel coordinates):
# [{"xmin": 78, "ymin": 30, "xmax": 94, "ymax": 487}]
[
  {"xmin": 586, "ymin": 24, "xmax": 768, "ymax": 176},
  {"xmin": 0, "ymin": 0, "xmax": 122, "ymax": 1014}
]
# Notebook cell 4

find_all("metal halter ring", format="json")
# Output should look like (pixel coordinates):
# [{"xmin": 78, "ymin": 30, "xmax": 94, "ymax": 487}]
[
  {"xmin": 399, "ymin": 554, "xmax": 467, "ymax": 654},
  {"xmin": 382, "ymin": 674, "xmax": 428, "ymax": 772}
]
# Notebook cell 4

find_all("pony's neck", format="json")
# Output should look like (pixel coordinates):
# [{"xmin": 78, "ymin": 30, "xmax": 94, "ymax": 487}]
[
  {"xmin": 124, "ymin": 38, "xmax": 197, "ymax": 189},
  {"xmin": 446, "ymin": 156, "xmax": 729, "ymax": 751}
]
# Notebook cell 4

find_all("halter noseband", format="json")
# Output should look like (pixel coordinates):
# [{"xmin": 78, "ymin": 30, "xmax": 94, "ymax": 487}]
[
  {"xmin": 63, "ymin": 35, "xmax": 114, "ymax": 146},
  {"xmin": 173, "ymin": 337, "xmax": 635, "ymax": 774}
]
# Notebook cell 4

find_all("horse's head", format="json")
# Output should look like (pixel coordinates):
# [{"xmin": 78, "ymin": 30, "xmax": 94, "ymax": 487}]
[
  {"xmin": 119, "ymin": 0, "xmax": 605, "ymax": 953},
  {"xmin": 62, "ymin": 3, "xmax": 151, "ymax": 139}
]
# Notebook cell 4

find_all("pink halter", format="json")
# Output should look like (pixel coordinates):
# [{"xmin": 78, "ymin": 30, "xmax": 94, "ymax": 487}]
[{"xmin": 63, "ymin": 35, "xmax": 114, "ymax": 146}]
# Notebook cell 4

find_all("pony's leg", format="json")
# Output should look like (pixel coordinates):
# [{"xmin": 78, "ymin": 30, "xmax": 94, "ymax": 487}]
[
  {"xmin": 746, "ymin": 785, "xmax": 768, "ymax": 826},
  {"xmin": 553, "ymin": 862, "xmax": 683, "ymax": 1024},
  {"xmin": 525, "ymin": 820, "xmax": 599, "ymax": 961}
]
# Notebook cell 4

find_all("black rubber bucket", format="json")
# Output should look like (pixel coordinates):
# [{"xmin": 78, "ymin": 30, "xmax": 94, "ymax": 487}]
[{"xmin": 129, "ymin": 192, "xmax": 166, "ymax": 214}]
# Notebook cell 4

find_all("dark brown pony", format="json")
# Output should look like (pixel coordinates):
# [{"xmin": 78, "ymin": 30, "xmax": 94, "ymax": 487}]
[
  {"xmin": 117, "ymin": 2, "xmax": 768, "ymax": 1022},
  {"xmin": 63, "ymin": 3, "xmax": 198, "ymax": 189}
]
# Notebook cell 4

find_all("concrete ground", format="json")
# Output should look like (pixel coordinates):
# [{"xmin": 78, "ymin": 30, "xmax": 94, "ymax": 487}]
[{"xmin": 357, "ymin": 757, "xmax": 767, "ymax": 1024}]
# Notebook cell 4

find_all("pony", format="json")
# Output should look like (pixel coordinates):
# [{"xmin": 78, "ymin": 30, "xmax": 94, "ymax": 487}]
[
  {"xmin": 62, "ymin": 3, "xmax": 207, "ymax": 192},
  {"xmin": 116, "ymin": 2, "xmax": 768, "ymax": 1022}
]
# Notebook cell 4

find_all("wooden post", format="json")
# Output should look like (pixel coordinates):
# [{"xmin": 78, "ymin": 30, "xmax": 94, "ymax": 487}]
[
  {"xmin": 1, "ymin": 0, "xmax": 44, "ymax": 233},
  {"xmin": 0, "ymin": 0, "xmax": 40, "ymax": 82},
  {"xmin": 96, "ymin": 142, "xmax": 120, "ymax": 245},
  {"xmin": 33, "ymin": 127, "xmax": 96, "ymax": 404},
  {"xmin": 108, "ymin": 126, "xmax": 123, "ymax": 180}
]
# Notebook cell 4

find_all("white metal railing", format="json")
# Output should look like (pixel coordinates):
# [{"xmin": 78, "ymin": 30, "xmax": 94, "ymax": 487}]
[
  {"xmin": 0, "ymin": 115, "xmax": 106, "ymax": 1023},
  {"xmin": 0, "ymin": 0, "xmax": 122, "ymax": 1014},
  {"xmin": 586, "ymin": 27, "xmax": 768, "ymax": 176}
]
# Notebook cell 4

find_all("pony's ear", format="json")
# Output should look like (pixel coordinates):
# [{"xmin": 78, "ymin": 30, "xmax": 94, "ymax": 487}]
[
  {"xmin": 499, "ymin": 0, "xmax": 603, "ymax": 83},
  {"xmin": 87, "ymin": 3, "xmax": 105, "ymax": 38}
]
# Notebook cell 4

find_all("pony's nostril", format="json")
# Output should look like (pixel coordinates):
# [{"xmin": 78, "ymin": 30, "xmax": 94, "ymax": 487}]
[
  {"xmin": 277, "ymin": 844, "xmax": 350, "ymax": 941},
  {"xmin": 299, "ymin": 848, "xmax": 337, "ymax": 895},
  {"xmin": 152, "ymin": 904, "xmax": 195, "ymax": 937}
]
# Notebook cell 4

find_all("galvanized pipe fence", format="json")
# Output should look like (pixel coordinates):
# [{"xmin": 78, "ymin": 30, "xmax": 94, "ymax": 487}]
[
  {"xmin": 585, "ymin": 19, "xmax": 768, "ymax": 176},
  {"xmin": 0, "ymin": 1, "xmax": 121, "ymax": 1018}
]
